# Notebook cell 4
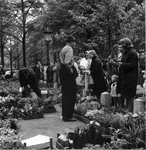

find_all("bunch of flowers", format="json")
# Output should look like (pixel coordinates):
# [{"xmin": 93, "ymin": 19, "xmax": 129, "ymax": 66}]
[
  {"xmin": 75, "ymin": 96, "xmax": 99, "ymax": 116},
  {"xmin": 20, "ymin": 98, "xmax": 43, "ymax": 117},
  {"xmin": 42, "ymin": 96, "xmax": 56, "ymax": 111}
]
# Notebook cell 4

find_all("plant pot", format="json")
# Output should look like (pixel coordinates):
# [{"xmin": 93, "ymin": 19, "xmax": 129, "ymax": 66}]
[
  {"xmin": 22, "ymin": 113, "xmax": 44, "ymax": 120},
  {"xmin": 73, "ymin": 113, "xmax": 90, "ymax": 124}
]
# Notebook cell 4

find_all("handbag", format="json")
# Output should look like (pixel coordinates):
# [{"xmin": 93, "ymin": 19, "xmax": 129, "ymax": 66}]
[{"xmin": 76, "ymin": 75, "xmax": 85, "ymax": 86}]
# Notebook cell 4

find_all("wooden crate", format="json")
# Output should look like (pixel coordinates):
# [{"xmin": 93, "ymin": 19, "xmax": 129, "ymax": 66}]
[
  {"xmin": 73, "ymin": 113, "xmax": 90, "ymax": 124},
  {"xmin": 43, "ymin": 106, "xmax": 57, "ymax": 114},
  {"xmin": 22, "ymin": 135, "xmax": 53, "ymax": 149},
  {"xmin": 22, "ymin": 113, "xmax": 44, "ymax": 120}
]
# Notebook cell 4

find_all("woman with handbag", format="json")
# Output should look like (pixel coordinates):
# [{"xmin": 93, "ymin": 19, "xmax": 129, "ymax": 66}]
[{"xmin": 87, "ymin": 50, "xmax": 107, "ymax": 102}]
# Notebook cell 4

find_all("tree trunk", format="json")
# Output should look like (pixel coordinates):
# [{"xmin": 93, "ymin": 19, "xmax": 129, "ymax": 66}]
[
  {"xmin": 22, "ymin": 0, "xmax": 26, "ymax": 67},
  {"xmin": 107, "ymin": 15, "xmax": 111, "ymax": 55},
  {"xmin": 0, "ymin": 12, "xmax": 4, "ymax": 67},
  {"xmin": 0, "ymin": 35, "xmax": 4, "ymax": 67},
  {"xmin": 17, "ymin": 45, "xmax": 20, "ymax": 69}
]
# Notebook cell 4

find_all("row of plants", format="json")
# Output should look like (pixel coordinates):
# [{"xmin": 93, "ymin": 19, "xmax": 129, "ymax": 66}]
[
  {"xmin": 57, "ymin": 112, "xmax": 145, "ymax": 149},
  {"xmin": 72, "ymin": 95, "xmax": 146, "ymax": 149},
  {"xmin": 0, "ymin": 95, "xmax": 57, "ymax": 119},
  {"xmin": 0, "ymin": 80, "xmax": 57, "ymax": 119}
]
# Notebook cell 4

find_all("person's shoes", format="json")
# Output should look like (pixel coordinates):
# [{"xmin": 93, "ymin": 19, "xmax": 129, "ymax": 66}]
[{"xmin": 63, "ymin": 118, "xmax": 77, "ymax": 122}]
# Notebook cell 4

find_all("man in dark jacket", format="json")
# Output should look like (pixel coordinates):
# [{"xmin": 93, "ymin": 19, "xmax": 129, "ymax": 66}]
[{"xmin": 116, "ymin": 38, "xmax": 138, "ymax": 113}]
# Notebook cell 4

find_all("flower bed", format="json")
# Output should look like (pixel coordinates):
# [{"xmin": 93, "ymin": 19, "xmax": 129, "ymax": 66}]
[
  {"xmin": 73, "ymin": 95, "xmax": 146, "ymax": 149},
  {"xmin": 0, "ymin": 85, "xmax": 57, "ymax": 119},
  {"xmin": 57, "ymin": 113, "xmax": 145, "ymax": 149},
  {"xmin": 0, "ymin": 80, "xmax": 59, "ymax": 149},
  {"xmin": 19, "ymin": 98, "xmax": 43, "ymax": 119}
]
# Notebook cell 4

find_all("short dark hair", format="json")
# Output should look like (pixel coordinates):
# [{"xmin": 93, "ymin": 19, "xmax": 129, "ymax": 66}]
[{"xmin": 66, "ymin": 35, "xmax": 75, "ymax": 42}]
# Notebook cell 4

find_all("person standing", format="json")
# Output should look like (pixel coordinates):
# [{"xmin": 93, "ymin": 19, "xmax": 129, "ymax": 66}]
[
  {"xmin": 87, "ymin": 50, "xmax": 107, "ymax": 102},
  {"xmin": 107, "ymin": 44, "xmax": 119, "ymax": 80},
  {"xmin": 47, "ymin": 62, "xmax": 54, "ymax": 88},
  {"xmin": 43, "ymin": 63, "xmax": 48, "ymax": 82},
  {"xmin": 110, "ymin": 74, "xmax": 119, "ymax": 107},
  {"xmin": 116, "ymin": 38, "xmax": 138, "ymax": 113},
  {"xmin": 59, "ymin": 35, "xmax": 78, "ymax": 122},
  {"xmin": 31, "ymin": 62, "xmax": 43, "ymax": 83}
]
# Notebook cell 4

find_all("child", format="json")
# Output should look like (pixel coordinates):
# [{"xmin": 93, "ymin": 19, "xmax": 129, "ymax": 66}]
[{"xmin": 110, "ymin": 74, "xmax": 118, "ymax": 107}]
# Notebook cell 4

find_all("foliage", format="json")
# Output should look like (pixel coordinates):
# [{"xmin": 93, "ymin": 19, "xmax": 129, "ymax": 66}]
[
  {"xmin": 0, "ymin": 127, "xmax": 25, "ymax": 149},
  {"xmin": 19, "ymin": 98, "xmax": 43, "ymax": 116},
  {"xmin": 0, "ymin": 119, "xmax": 25, "ymax": 149},
  {"xmin": 84, "ymin": 109, "xmax": 146, "ymax": 149},
  {"xmin": 0, "ymin": 0, "xmax": 145, "ymax": 67},
  {"xmin": 118, "ymin": 113, "xmax": 146, "ymax": 149},
  {"xmin": 42, "ymin": 96, "xmax": 54, "ymax": 110},
  {"xmin": 75, "ymin": 96, "xmax": 145, "ymax": 149},
  {"xmin": 120, "ymin": 1, "xmax": 145, "ymax": 50},
  {"xmin": 75, "ymin": 96, "xmax": 99, "ymax": 116},
  {"xmin": 0, "ymin": 80, "xmax": 20, "ymax": 97}
]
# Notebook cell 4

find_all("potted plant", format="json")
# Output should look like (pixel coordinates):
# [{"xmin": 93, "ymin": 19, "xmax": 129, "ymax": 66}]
[{"xmin": 20, "ymin": 100, "xmax": 44, "ymax": 120}]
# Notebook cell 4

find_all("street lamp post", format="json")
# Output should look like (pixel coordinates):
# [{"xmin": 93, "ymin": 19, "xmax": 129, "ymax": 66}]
[{"xmin": 43, "ymin": 29, "xmax": 52, "ymax": 63}]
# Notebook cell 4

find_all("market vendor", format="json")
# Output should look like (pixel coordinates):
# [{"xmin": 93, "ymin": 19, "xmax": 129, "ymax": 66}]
[{"xmin": 19, "ymin": 67, "xmax": 42, "ymax": 98}]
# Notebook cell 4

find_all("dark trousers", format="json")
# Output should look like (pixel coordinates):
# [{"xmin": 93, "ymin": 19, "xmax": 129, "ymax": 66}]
[
  {"xmin": 125, "ymin": 96, "xmax": 135, "ymax": 113},
  {"xmin": 111, "ymin": 97, "xmax": 119, "ymax": 107},
  {"xmin": 31, "ymin": 86, "xmax": 42, "ymax": 98},
  {"xmin": 22, "ymin": 85, "xmax": 42, "ymax": 98},
  {"xmin": 22, "ymin": 86, "xmax": 31, "ymax": 98},
  {"xmin": 60, "ymin": 64, "xmax": 77, "ymax": 119},
  {"xmin": 62, "ymin": 86, "xmax": 76, "ymax": 119}
]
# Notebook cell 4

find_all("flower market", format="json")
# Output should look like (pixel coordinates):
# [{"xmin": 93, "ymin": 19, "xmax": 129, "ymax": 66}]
[
  {"xmin": 0, "ymin": 67, "xmax": 145, "ymax": 149},
  {"xmin": 0, "ymin": 0, "xmax": 145, "ymax": 149}
]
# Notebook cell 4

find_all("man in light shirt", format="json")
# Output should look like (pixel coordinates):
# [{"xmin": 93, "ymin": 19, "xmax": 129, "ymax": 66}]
[
  {"xmin": 59, "ymin": 36, "xmax": 75, "ymax": 68},
  {"xmin": 59, "ymin": 35, "xmax": 78, "ymax": 122}
]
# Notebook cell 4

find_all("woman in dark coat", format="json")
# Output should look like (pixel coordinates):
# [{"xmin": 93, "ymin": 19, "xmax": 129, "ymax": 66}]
[
  {"xmin": 116, "ymin": 38, "xmax": 138, "ymax": 112},
  {"xmin": 88, "ymin": 50, "xmax": 107, "ymax": 101}
]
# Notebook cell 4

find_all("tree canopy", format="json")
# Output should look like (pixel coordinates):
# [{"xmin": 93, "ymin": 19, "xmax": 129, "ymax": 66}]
[{"xmin": 0, "ymin": 0, "xmax": 145, "ymax": 68}]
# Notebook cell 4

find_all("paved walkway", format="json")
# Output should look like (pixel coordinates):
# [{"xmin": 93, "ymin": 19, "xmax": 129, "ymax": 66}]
[{"xmin": 18, "ymin": 104, "xmax": 85, "ymax": 147}]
